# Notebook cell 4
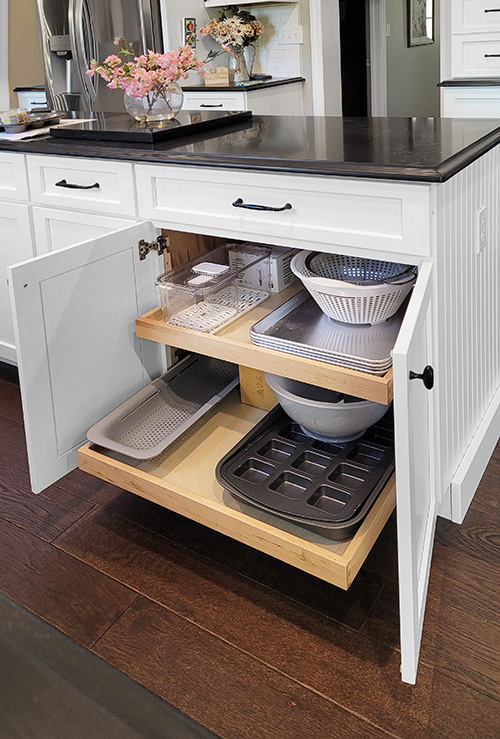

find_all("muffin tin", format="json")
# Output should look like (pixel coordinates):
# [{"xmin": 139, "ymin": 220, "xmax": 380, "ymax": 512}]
[
  {"xmin": 216, "ymin": 406, "xmax": 395, "ymax": 541},
  {"xmin": 0, "ymin": 112, "xmax": 62, "ymax": 133}
]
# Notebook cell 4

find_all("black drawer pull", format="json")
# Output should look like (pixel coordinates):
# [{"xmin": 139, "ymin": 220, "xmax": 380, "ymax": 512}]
[
  {"xmin": 484, "ymin": 53, "xmax": 500, "ymax": 57},
  {"xmin": 200, "ymin": 103, "xmax": 223, "ymax": 108},
  {"xmin": 484, "ymin": 8, "xmax": 500, "ymax": 12},
  {"xmin": 409, "ymin": 365, "xmax": 434, "ymax": 390},
  {"xmin": 232, "ymin": 198, "xmax": 292, "ymax": 212},
  {"xmin": 55, "ymin": 178, "xmax": 100, "ymax": 190}
]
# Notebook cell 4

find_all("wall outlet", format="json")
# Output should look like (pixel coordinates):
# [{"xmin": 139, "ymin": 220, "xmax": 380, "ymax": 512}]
[
  {"xmin": 279, "ymin": 25, "xmax": 303, "ymax": 45},
  {"xmin": 476, "ymin": 205, "xmax": 488, "ymax": 254}
]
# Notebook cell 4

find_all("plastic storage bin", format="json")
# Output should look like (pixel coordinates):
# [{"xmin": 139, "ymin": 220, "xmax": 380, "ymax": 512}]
[{"xmin": 156, "ymin": 243, "xmax": 271, "ymax": 333}]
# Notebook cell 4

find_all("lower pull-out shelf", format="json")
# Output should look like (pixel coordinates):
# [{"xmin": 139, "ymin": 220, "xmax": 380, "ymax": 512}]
[{"xmin": 78, "ymin": 390, "xmax": 395, "ymax": 590}]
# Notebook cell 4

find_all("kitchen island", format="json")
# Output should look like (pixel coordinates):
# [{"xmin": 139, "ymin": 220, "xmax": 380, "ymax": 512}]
[{"xmin": 1, "ymin": 115, "xmax": 499, "ymax": 683}]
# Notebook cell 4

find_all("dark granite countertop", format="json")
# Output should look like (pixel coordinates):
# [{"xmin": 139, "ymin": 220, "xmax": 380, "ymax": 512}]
[
  {"xmin": 439, "ymin": 78, "xmax": 500, "ymax": 87},
  {"xmin": 181, "ymin": 77, "xmax": 305, "ymax": 92},
  {"xmin": 2, "ymin": 115, "xmax": 500, "ymax": 182}
]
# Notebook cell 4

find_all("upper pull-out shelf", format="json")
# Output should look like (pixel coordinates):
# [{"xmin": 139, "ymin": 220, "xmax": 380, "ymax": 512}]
[{"xmin": 136, "ymin": 285, "xmax": 394, "ymax": 406}]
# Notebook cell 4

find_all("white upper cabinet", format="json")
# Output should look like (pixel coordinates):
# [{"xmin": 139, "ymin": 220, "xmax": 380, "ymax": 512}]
[{"xmin": 8, "ymin": 221, "xmax": 164, "ymax": 493}]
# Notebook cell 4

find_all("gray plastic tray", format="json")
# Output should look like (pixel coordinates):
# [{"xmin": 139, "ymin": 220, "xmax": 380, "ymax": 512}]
[
  {"xmin": 216, "ymin": 406, "xmax": 394, "ymax": 541},
  {"xmin": 87, "ymin": 354, "xmax": 239, "ymax": 460}
]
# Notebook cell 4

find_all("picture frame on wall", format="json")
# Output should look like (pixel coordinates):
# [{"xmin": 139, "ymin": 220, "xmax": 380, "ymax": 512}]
[{"xmin": 407, "ymin": 0, "xmax": 434, "ymax": 47}]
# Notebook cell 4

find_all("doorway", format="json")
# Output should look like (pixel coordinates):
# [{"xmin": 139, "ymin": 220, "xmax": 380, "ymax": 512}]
[{"xmin": 339, "ymin": 0, "xmax": 370, "ymax": 116}]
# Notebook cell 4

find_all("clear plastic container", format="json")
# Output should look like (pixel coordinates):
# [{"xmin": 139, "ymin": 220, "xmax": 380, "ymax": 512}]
[{"xmin": 156, "ymin": 243, "xmax": 271, "ymax": 333}]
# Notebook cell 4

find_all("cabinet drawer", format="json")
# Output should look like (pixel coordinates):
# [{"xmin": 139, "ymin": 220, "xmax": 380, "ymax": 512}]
[
  {"xmin": 78, "ymin": 392, "xmax": 396, "ymax": 590},
  {"xmin": 453, "ymin": 1, "xmax": 500, "ymax": 34},
  {"xmin": 27, "ymin": 155, "xmax": 137, "ymax": 216},
  {"xmin": 32, "ymin": 206, "xmax": 137, "ymax": 255},
  {"xmin": 182, "ymin": 91, "xmax": 247, "ymax": 111},
  {"xmin": 441, "ymin": 87, "xmax": 500, "ymax": 118},
  {"xmin": 17, "ymin": 90, "xmax": 48, "ymax": 110},
  {"xmin": 0, "ymin": 152, "xmax": 29, "ymax": 202},
  {"xmin": 452, "ymin": 33, "xmax": 500, "ymax": 76},
  {"xmin": 136, "ymin": 164, "xmax": 431, "ymax": 259}
]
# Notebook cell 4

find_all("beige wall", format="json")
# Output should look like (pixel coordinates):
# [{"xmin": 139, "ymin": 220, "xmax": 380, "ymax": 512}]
[
  {"xmin": 9, "ymin": 0, "xmax": 44, "ymax": 106},
  {"xmin": 386, "ymin": 0, "xmax": 441, "ymax": 117}
]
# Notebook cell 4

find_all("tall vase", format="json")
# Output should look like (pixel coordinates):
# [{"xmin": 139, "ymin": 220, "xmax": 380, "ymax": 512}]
[
  {"xmin": 228, "ymin": 47, "xmax": 250, "ymax": 84},
  {"xmin": 123, "ymin": 81, "xmax": 184, "ymax": 123}
]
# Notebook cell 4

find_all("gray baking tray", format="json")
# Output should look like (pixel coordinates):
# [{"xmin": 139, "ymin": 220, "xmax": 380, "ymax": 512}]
[
  {"xmin": 250, "ymin": 290, "xmax": 404, "ymax": 373},
  {"xmin": 87, "ymin": 354, "xmax": 239, "ymax": 460},
  {"xmin": 216, "ymin": 406, "xmax": 394, "ymax": 541}
]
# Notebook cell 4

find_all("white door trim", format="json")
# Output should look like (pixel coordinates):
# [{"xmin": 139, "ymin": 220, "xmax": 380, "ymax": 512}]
[
  {"xmin": 369, "ymin": 0, "xmax": 387, "ymax": 116},
  {"xmin": 0, "ymin": 0, "xmax": 9, "ymax": 109}
]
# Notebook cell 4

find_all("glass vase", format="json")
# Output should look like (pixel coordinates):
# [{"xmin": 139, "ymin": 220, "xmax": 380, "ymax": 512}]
[
  {"xmin": 123, "ymin": 81, "xmax": 184, "ymax": 123},
  {"xmin": 228, "ymin": 47, "xmax": 250, "ymax": 85}
]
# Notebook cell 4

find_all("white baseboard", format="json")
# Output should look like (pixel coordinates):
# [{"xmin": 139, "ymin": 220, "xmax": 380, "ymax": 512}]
[{"xmin": 451, "ymin": 384, "xmax": 500, "ymax": 524}]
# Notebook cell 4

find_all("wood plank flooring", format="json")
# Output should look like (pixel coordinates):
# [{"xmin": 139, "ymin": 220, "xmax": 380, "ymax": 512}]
[{"xmin": 1, "ymin": 361, "xmax": 500, "ymax": 739}]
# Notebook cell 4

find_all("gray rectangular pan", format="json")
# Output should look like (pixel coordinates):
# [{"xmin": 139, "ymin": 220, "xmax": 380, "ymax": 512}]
[
  {"xmin": 250, "ymin": 290, "xmax": 405, "ymax": 371},
  {"xmin": 87, "ymin": 354, "xmax": 239, "ymax": 460},
  {"xmin": 216, "ymin": 406, "xmax": 395, "ymax": 541}
]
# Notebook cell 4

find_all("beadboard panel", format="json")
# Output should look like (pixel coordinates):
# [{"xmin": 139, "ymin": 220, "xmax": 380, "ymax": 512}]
[{"xmin": 436, "ymin": 145, "xmax": 500, "ymax": 519}]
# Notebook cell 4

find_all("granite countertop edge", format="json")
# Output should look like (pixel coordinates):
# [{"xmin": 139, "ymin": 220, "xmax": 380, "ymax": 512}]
[
  {"xmin": 181, "ymin": 77, "xmax": 305, "ymax": 93},
  {"xmin": 2, "ymin": 116, "xmax": 500, "ymax": 184}
]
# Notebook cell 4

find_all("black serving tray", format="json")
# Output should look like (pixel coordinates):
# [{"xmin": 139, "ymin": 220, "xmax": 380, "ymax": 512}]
[
  {"xmin": 216, "ymin": 406, "xmax": 395, "ymax": 541},
  {"xmin": 49, "ymin": 110, "xmax": 252, "ymax": 143}
]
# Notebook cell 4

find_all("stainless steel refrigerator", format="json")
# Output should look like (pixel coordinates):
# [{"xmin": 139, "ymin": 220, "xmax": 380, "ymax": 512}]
[{"xmin": 36, "ymin": 0, "xmax": 163, "ymax": 113}]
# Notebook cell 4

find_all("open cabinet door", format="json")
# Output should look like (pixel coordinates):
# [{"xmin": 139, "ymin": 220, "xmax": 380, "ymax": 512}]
[
  {"xmin": 392, "ymin": 261, "xmax": 436, "ymax": 684},
  {"xmin": 8, "ymin": 221, "xmax": 165, "ymax": 494}
]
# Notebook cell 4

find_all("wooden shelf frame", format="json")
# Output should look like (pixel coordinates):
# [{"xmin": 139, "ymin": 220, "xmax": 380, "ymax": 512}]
[
  {"xmin": 79, "ymin": 391, "xmax": 396, "ymax": 589},
  {"xmin": 135, "ymin": 286, "xmax": 394, "ymax": 406}
]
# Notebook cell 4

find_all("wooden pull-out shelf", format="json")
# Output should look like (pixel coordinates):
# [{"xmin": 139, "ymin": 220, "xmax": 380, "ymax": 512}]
[
  {"xmin": 136, "ymin": 286, "xmax": 393, "ymax": 406},
  {"xmin": 79, "ymin": 391, "xmax": 395, "ymax": 590}
]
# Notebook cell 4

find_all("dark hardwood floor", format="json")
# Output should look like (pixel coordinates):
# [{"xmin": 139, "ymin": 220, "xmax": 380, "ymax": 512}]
[{"xmin": 1, "ymin": 361, "xmax": 499, "ymax": 739}]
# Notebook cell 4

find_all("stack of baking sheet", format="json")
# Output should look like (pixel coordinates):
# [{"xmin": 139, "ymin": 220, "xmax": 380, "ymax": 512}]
[{"xmin": 250, "ymin": 290, "xmax": 403, "ymax": 374}]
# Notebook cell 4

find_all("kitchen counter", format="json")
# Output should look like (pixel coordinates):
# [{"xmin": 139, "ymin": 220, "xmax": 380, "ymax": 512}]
[
  {"xmin": 2, "ymin": 113, "xmax": 500, "ymax": 686},
  {"xmin": 1, "ymin": 115, "xmax": 500, "ymax": 182},
  {"xmin": 181, "ymin": 76, "xmax": 305, "ymax": 92}
]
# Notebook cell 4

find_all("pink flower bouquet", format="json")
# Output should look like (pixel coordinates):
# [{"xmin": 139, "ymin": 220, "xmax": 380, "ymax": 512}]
[{"xmin": 87, "ymin": 39, "xmax": 205, "ymax": 118}]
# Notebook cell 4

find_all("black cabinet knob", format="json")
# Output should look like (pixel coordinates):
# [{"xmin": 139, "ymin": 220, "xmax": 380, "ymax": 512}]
[{"xmin": 409, "ymin": 365, "xmax": 434, "ymax": 390}]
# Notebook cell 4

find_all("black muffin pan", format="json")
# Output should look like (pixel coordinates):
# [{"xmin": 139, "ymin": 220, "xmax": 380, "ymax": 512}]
[{"xmin": 216, "ymin": 406, "xmax": 394, "ymax": 541}]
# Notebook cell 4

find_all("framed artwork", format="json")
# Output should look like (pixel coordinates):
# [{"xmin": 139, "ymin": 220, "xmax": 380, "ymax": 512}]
[{"xmin": 407, "ymin": 0, "xmax": 434, "ymax": 47}]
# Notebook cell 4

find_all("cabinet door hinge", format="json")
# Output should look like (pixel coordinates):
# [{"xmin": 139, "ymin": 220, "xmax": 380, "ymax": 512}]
[{"xmin": 138, "ymin": 235, "xmax": 169, "ymax": 261}]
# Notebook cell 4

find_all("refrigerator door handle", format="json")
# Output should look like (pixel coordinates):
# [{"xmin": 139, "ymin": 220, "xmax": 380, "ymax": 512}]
[{"xmin": 69, "ymin": 0, "xmax": 97, "ymax": 105}]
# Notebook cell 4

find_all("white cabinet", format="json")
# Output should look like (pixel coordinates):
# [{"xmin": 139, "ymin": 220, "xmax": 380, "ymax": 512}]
[
  {"xmin": 15, "ymin": 88, "xmax": 48, "ymax": 110},
  {"xmin": 441, "ymin": 85, "xmax": 500, "ymax": 117},
  {"xmin": 27, "ymin": 155, "xmax": 137, "ymax": 216},
  {"xmin": 136, "ymin": 164, "xmax": 431, "ymax": 259},
  {"xmin": 0, "ymin": 202, "xmax": 34, "ymax": 364},
  {"xmin": 0, "ymin": 152, "xmax": 30, "ymax": 201},
  {"xmin": 32, "ymin": 207, "xmax": 138, "ymax": 255},
  {"xmin": 7, "ymin": 147, "xmax": 500, "ymax": 686},
  {"xmin": 448, "ymin": 0, "xmax": 500, "ymax": 78},
  {"xmin": 8, "ymin": 222, "xmax": 165, "ymax": 492},
  {"xmin": 452, "ymin": 1, "xmax": 500, "ymax": 34},
  {"xmin": 0, "ymin": 153, "xmax": 34, "ymax": 364},
  {"xmin": 7, "ymin": 159, "xmax": 440, "ymax": 686},
  {"xmin": 182, "ymin": 82, "xmax": 304, "ymax": 116}
]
